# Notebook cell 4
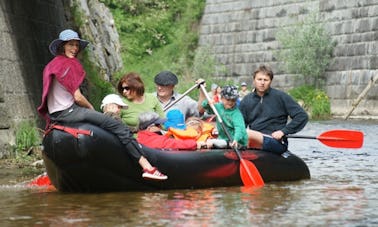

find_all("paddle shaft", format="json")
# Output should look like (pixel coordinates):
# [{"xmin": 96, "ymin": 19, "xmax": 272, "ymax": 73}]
[
  {"xmin": 163, "ymin": 83, "xmax": 199, "ymax": 111},
  {"xmin": 199, "ymin": 85, "xmax": 245, "ymax": 156},
  {"xmin": 199, "ymin": 84, "xmax": 262, "ymax": 186},
  {"xmin": 286, "ymin": 135, "xmax": 316, "ymax": 140}
]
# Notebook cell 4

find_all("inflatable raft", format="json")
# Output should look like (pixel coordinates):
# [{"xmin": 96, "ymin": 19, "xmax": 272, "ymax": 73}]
[{"xmin": 42, "ymin": 123, "xmax": 310, "ymax": 192}]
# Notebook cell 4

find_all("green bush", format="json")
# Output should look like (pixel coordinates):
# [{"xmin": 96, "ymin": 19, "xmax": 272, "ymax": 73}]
[
  {"xmin": 15, "ymin": 121, "xmax": 41, "ymax": 153},
  {"xmin": 100, "ymin": 0, "xmax": 206, "ymax": 94},
  {"xmin": 82, "ymin": 53, "xmax": 115, "ymax": 111},
  {"xmin": 289, "ymin": 85, "xmax": 331, "ymax": 120},
  {"xmin": 276, "ymin": 12, "xmax": 336, "ymax": 88}
]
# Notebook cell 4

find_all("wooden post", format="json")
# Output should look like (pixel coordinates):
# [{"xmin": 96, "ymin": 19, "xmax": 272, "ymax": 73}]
[{"xmin": 344, "ymin": 74, "xmax": 378, "ymax": 119}]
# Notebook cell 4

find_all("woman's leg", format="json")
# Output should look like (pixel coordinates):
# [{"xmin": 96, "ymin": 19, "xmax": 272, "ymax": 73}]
[{"xmin": 53, "ymin": 105, "xmax": 167, "ymax": 179}]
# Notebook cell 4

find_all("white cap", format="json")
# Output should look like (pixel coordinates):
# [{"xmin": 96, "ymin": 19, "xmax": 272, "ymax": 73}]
[{"xmin": 100, "ymin": 94, "xmax": 128, "ymax": 110}]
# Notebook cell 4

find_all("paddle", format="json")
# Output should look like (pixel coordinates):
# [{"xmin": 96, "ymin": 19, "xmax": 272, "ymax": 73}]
[
  {"xmin": 163, "ymin": 83, "xmax": 200, "ymax": 111},
  {"xmin": 199, "ymin": 84, "xmax": 264, "ymax": 187},
  {"xmin": 287, "ymin": 129, "xmax": 364, "ymax": 148}
]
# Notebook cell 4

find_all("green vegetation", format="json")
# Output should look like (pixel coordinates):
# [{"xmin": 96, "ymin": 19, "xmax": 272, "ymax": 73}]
[
  {"xmin": 289, "ymin": 85, "xmax": 331, "ymax": 120},
  {"xmin": 276, "ymin": 12, "xmax": 337, "ymax": 88},
  {"xmin": 8, "ymin": 121, "xmax": 43, "ymax": 169},
  {"xmin": 82, "ymin": 53, "xmax": 115, "ymax": 110},
  {"xmin": 15, "ymin": 121, "xmax": 41, "ymax": 153},
  {"xmin": 276, "ymin": 11, "xmax": 335, "ymax": 118},
  {"xmin": 99, "ymin": 0, "xmax": 207, "ymax": 94}
]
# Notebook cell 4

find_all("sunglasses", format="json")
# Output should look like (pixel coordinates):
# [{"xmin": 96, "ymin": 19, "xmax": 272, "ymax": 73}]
[{"xmin": 122, "ymin": 86, "xmax": 130, "ymax": 91}]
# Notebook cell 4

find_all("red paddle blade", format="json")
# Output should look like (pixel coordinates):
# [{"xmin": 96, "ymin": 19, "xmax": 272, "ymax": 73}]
[
  {"xmin": 28, "ymin": 174, "xmax": 52, "ymax": 187},
  {"xmin": 240, "ymin": 159, "xmax": 264, "ymax": 187},
  {"xmin": 317, "ymin": 130, "xmax": 364, "ymax": 148}
]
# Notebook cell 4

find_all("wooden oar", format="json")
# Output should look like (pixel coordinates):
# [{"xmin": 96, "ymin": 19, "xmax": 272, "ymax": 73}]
[
  {"xmin": 199, "ymin": 84, "xmax": 264, "ymax": 187},
  {"xmin": 287, "ymin": 129, "xmax": 364, "ymax": 148},
  {"xmin": 163, "ymin": 83, "xmax": 200, "ymax": 111}
]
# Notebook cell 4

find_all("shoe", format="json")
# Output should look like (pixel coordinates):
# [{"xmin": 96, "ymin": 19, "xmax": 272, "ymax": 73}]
[{"xmin": 142, "ymin": 167, "xmax": 168, "ymax": 180}]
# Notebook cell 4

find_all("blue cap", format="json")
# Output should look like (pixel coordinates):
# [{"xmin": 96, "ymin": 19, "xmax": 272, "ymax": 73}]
[{"xmin": 164, "ymin": 109, "xmax": 186, "ymax": 130}]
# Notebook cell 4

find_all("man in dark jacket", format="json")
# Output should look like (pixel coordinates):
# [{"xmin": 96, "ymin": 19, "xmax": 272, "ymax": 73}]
[{"xmin": 239, "ymin": 65, "xmax": 308, "ymax": 155}]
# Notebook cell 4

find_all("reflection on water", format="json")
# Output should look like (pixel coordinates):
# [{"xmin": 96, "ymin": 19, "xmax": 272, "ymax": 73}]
[{"xmin": 0, "ymin": 120, "xmax": 377, "ymax": 226}]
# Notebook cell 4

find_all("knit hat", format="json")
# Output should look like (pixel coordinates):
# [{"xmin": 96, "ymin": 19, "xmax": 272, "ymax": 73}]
[
  {"xmin": 100, "ymin": 94, "xmax": 128, "ymax": 110},
  {"xmin": 164, "ymin": 109, "xmax": 186, "ymax": 130},
  {"xmin": 221, "ymin": 85, "xmax": 239, "ymax": 100},
  {"xmin": 49, "ymin": 29, "xmax": 89, "ymax": 56},
  {"xmin": 139, "ymin": 112, "xmax": 167, "ymax": 130},
  {"xmin": 154, "ymin": 71, "xmax": 178, "ymax": 86}
]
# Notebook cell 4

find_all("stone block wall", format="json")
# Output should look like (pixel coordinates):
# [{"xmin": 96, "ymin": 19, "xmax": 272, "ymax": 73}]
[
  {"xmin": 0, "ymin": 0, "xmax": 68, "ymax": 156},
  {"xmin": 199, "ymin": 0, "xmax": 378, "ymax": 117}
]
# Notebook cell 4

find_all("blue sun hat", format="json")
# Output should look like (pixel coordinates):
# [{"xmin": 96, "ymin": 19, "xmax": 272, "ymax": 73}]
[
  {"xmin": 49, "ymin": 29, "xmax": 89, "ymax": 56},
  {"xmin": 164, "ymin": 109, "xmax": 186, "ymax": 130}
]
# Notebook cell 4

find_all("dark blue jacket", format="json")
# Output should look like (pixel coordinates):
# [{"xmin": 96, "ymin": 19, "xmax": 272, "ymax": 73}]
[{"xmin": 239, "ymin": 88, "xmax": 308, "ymax": 135}]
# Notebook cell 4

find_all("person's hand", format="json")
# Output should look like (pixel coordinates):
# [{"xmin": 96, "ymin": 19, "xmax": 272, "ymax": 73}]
[
  {"xmin": 230, "ymin": 140, "xmax": 238, "ymax": 148},
  {"xmin": 195, "ymin": 78, "xmax": 206, "ymax": 85},
  {"xmin": 196, "ymin": 78, "xmax": 206, "ymax": 89},
  {"xmin": 271, "ymin": 130, "xmax": 284, "ymax": 140}
]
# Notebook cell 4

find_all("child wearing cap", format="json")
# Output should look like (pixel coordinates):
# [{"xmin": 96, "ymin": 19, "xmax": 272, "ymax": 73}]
[
  {"xmin": 101, "ymin": 94, "xmax": 128, "ymax": 120},
  {"xmin": 239, "ymin": 82, "xmax": 250, "ymax": 100},
  {"xmin": 202, "ymin": 85, "xmax": 248, "ymax": 148}
]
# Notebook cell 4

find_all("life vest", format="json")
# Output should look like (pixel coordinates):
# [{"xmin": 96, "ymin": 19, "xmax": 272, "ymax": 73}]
[{"xmin": 166, "ymin": 122, "xmax": 215, "ymax": 142}]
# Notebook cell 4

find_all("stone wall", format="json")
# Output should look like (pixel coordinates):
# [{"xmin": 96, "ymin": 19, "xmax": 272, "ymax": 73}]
[
  {"xmin": 199, "ymin": 0, "xmax": 378, "ymax": 118},
  {"xmin": 0, "ymin": 0, "xmax": 68, "ymax": 157}
]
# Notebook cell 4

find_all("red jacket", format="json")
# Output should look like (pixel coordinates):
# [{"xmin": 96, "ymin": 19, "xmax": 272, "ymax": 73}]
[{"xmin": 137, "ymin": 130, "xmax": 197, "ymax": 150}]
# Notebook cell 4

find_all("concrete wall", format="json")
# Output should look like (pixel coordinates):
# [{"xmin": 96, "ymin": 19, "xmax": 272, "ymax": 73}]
[
  {"xmin": 0, "ymin": 0, "xmax": 121, "ymax": 157},
  {"xmin": 199, "ymin": 0, "xmax": 378, "ymax": 117},
  {"xmin": 0, "ymin": 0, "xmax": 68, "ymax": 156}
]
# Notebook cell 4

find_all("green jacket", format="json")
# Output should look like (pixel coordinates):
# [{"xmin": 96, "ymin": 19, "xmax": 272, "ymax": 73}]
[{"xmin": 202, "ymin": 100, "xmax": 247, "ymax": 146}]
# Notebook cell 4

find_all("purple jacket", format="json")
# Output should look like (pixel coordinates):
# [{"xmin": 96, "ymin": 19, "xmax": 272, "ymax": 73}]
[{"xmin": 37, "ymin": 56, "xmax": 86, "ymax": 124}]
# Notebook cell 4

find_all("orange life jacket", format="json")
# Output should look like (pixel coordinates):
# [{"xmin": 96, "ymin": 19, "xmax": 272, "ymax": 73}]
[{"xmin": 166, "ymin": 122, "xmax": 215, "ymax": 142}]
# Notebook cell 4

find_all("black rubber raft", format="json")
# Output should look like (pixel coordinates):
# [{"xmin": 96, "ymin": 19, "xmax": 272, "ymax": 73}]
[{"xmin": 42, "ymin": 123, "xmax": 311, "ymax": 193}]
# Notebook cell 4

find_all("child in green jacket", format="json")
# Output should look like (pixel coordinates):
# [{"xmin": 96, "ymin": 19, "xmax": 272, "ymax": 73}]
[{"xmin": 202, "ymin": 85, "xmax": 248, "ymax": 148}]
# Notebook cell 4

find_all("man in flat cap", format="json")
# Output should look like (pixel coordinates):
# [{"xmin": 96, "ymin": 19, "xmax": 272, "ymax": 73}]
[{"xmin": 154, "ymin": 71, "xmax": 205, "ymax": 119}]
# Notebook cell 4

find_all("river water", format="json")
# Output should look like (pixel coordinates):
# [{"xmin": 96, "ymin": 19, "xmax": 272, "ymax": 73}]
[{"xmin": 0, "ymin": 120, "xmax": 377, "ymax": 226}]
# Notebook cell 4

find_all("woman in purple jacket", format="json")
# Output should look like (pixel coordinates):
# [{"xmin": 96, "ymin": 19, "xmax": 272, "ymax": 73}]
[{"xmin": 37, "ymin": 29, "xmax": 167, "ymax": 180}]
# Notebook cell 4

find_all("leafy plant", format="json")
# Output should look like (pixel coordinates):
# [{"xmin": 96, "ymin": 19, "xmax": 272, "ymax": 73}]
[
  {"xmin": 100, "ymin": 0, "xmax": 206, "ymax": 94},
  {"xmin": 276, "ymin": 12, "xmax": 336, "ymax": 88},
  {"xmin": 15, "ymin": 121, "xmax": 41, "ymax": 153},
  {"xmin": 82, "ymin": 53, "xmax": 115, "ymax": 111},
  {"xmin": 289, "ymin": 85, "xmax": 331, "ymax": 120}
]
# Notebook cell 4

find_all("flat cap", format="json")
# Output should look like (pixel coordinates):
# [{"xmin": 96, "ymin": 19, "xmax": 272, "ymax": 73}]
[{"xmin": 154, "ymin": 71, "xmax": 178, "ymax": 86}]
